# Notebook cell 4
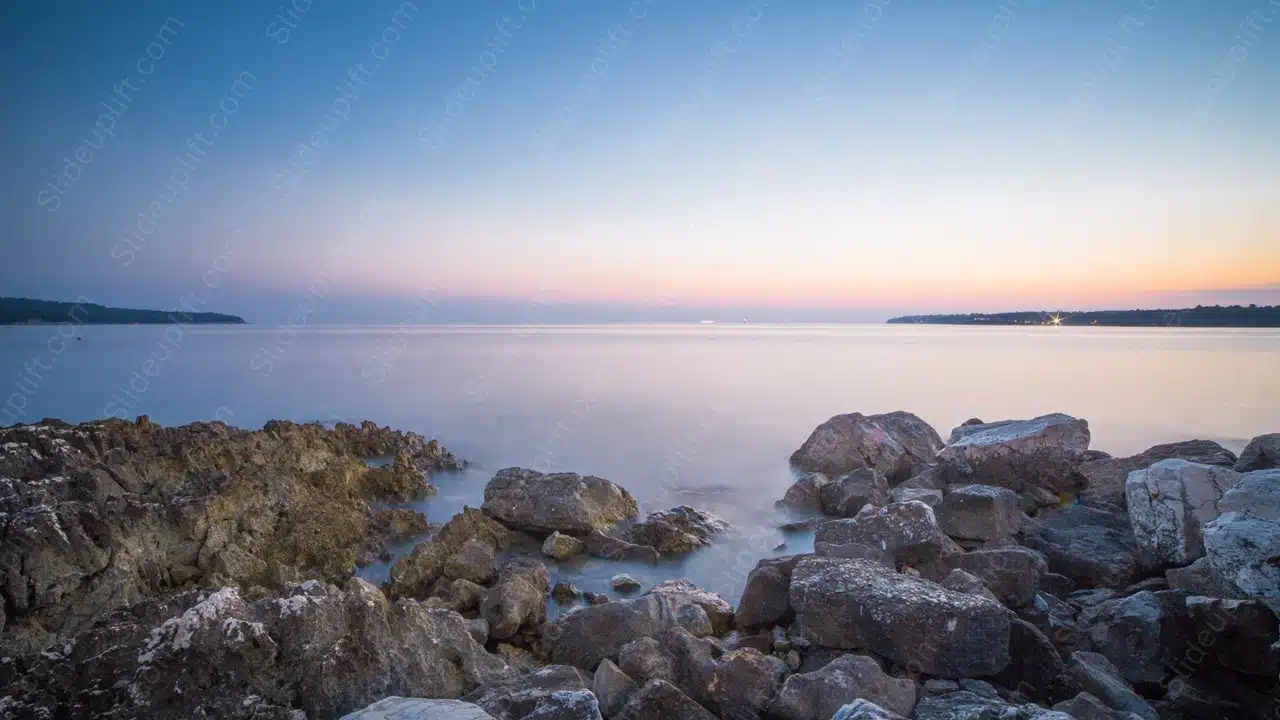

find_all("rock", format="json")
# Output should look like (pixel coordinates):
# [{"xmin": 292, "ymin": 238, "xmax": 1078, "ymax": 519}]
[
  {"xmin": 1039, "ymin": 573, "xmax": 1076, "ymax": 600},
  {"xmin": 552, "ymin": 582, "xmax": 583, "ymax": 604},
  {"xmin": 786, "ymin": 649, "xmax": 801, "ymax": 670},
  {"xmin": 521, "ymin": 691, "xmax": 603, "ymax": 720},
  {"xmin": 735, "ymin": 554, "xmax": 804, "ymax": 629},
  {"xmin": 814, "ymin": 501, "xmax": 954, "ymax": 566},
  {"xmin": 619, "ymin": 636, "xmax": 676, "ymax": 685},
  {"xmin": 1234, "ymin": 433, "xmax": 1280, "ymax": 472},
  {"xmin": 583, "ymin": 530, "xmax": 660, "ymax": 564},
  {"xmin": 1022, "ymin": 503, "xmax": 1139, "ymax": 589},
  {"xmin": 445, "ymin": 537, "xmax": 498, "ymax": 584},
  {"xmin": 1079, "ymin": 440, "xmax": 1238, "ymax": 507},
  {"xmin": 1018, "ymin": 593, "xmax": 1088, "ymax": 657},
  {"xmin": 889, "ymin": 486, "xmax": 944, "ymax": 508},
  {"xmin": 1164, "ymin": 557, "xmax": 1245, "ymax": 598},
  {"xmin": 611, "ymin": 574, "xmax": 642, "ymax": 593},
  {"xmin": 628, "ymin": 506, "xmax": 729, "ymax": 553},
  {"xmin": 912, "ymin": 691, "xmax": 1048, "ymax": 720},
  {"xmin": 544, "ymin": 593, "xmax": 713, "ymax": 670},
  {"xmin": 543, "ymin": 532, "xmax": 586, "ymax": 561},
  {"xmin": 466, "ymin": 617, "xmax": 490, "ymax": 644},
  {"xmin": 434, "ymin": 578, "xmax": 487, "ymax": 613},
  {"xmin": 464, "ymin": 665, "xmax": 594, "ymax": 720},
  {"xmin": 937, "ymin": 485, "xmax": 1022, "ymax": 542},
  {"xmin": 481, "ymin": 558, "xmax": 551, "ymax": 640},
  {"xmin": 363, "ymin": 508, "xmax": 434, "ymax": 563},
  {"xmin": 1051, "ymin": 692, "xmax": 1143, "ymax": 720},
  {"xmin": 0, "ymin": 419, "xmax": 459, "ymax": 655},
  {"xmin": 780, "ymin": 517, "xmax": 826, "ymax": 533},
  {"xmin": 957, "ymin": 680, "xmax": 999, "ymax": 699},
  {"xmin": 1124, "ymin": 460, "xmax": 1241, "ymax": 568},
  {"xmin": 481, "ymin": 467, "xmax": 639, "ymax": 534},
  {"xmin": 2, "ymin": 578, "xmax": 513, "ymax": 719},
  {"xmin": 941, "ymin": 569, "xmax": 1001, "ymax": 604},
  {"xmin": 899, "ymin": 465, "xmax": 946, "ymax": 491},
  {"xmin": 615, "ymin": 679, "xmax": 717, "ymax": 720},
  {"xmin": 924, "ymin": 680, "xmax": 962, "ymax": 695},
  {"xmin": 789, "ymin": 556, "xmax": 1011, "ymax": 676},
  {"xmin": 592, "ymin": 658, "xmax": 638, "ymax": 718},
  {"xmin": 820, "ymin": 468, "xmax": 891, "ymax": 517},
  {"xmin": 789, "ymin": 411, "xmax": 945, "ymax": 482},
  {"xmin": 936, "ymin": 414, "xmax": 1090, "ymax": 498},
  {"xmin": 832, "ymin": 699, "xmax": 909, "ymax": 720},
  {"xmin": 1076, "ymin": 591, "xmax": 1183, "ymax": 685},
  {"xmin": 644, "ymin": 579, "xmax": 735, "ymax": 635},
  {"xmin": 778, "ymin": 472, "xmax": 832, "ymax": 513},
  {"xmin": 769, "ymin": 653, "xmax": 918, "ymax": 719},
  {"xmin": 1202, "ymin": 469, "xmax": 1280, "ymax": 612},
  {"xmin": 994, "ymin": 619, "xmax": 1078, "ymax": 705},
  {"xmin": 1065, "ymin": 652, "xmax": 1157, "ymax": 720},
  {"xmin": 340, "ymin": 697, "xmax": 497, "ymax": 719},
  {"xmin": 389, "ymin": 508, "xmax": 516, "ymax": 600},
  {"xmin": 497, "ymin": 643, "xmax": 542, "ymax": 674},
  {"xmin": 1183, "ymin": 596, "xmax": 1279, "ymax": 677},
  {"xmin": 585, "ymin": 592, "xmax": 610, "ymax": 605},
  {"xmin": 921, "ymin": 546, "xmax": 1047, "ymax": 608}
]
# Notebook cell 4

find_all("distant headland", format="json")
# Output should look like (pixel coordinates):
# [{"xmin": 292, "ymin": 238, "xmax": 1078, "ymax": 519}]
[
  {"xmin": 0, "ymin": 297, "xmax": 246, "ymax": 325},
  {"xmin": 887, "ymin": 305, "xmax": 1280, "ymax": 327}
]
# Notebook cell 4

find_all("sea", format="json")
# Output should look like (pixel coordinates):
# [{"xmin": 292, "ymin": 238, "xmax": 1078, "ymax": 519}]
[{"xmin": 2, "ymin": 323, "xmax": 1277, "ymax": 608}]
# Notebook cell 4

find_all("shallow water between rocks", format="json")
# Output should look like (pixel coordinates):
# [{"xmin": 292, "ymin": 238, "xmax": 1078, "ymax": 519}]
[{"xmin": 2, "ymin": 323, "xmax": 1276, "ymax": 611}]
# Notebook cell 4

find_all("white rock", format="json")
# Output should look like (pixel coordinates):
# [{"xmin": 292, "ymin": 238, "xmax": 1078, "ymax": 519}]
[{"xmin": 1125, "ymin": 459, "xmax": 1241, "ymax": 567}]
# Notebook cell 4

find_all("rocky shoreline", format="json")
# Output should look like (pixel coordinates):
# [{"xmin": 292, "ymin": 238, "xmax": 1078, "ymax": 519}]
[{"xmin": 1, "ymin": 412, "xmax": 1277, "ymax": 720}]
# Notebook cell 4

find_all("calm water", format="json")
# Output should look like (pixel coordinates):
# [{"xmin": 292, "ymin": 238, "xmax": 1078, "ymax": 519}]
[{"xmin": 2, "ymin": 324, "xmax": 1277, "ymax": 606}]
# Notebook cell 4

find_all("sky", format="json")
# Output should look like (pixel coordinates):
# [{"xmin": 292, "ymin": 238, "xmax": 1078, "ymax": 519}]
[{"xmin": 1, "ymin": 0, "xmax": 1277, "ymax": 323}]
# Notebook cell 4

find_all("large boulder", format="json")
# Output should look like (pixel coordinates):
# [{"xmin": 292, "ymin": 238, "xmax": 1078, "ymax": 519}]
[
  {"xmin": 644, "ymin": 579, "xmax": 735, "ymax": 635},
  {"xmin": 583, "ymin": 530, "xmax": 660, "ymax": 564},
  {"xmin": 639, "ymin": 627, "xmax": 788, "ymax": 718},
  {"xmin": 820, "ymin": 468, "xmax": 891, "ymax": 517},
  {"xmin": 1079, "ymin": 440, "xmax": 1237, "ymax": 507},
  {"xmin": 1183, "ymin": 596, "xmax": 1279, "ymax": 677},
  {"xmin": 627, "ymin": 506, "xmax": 728, "ymax": 553},
  {"xmin": 2, "ymin": 578, "xmax": 513, "ymax": 719},
  {"xmin": 789, "ymin": 556, "xmax": 1011, "ymax": 677},
  {"xmin": 777, "ymin": 472, "xmax": 832, "ymax": 513},
  {"xmin": 1234, "ymin": 433, "xmax": 1280, "ymax": 472},
  {"xmin": 544, "ymin": 593, "xmax": 713, "ymax": 671},
  {"xmin": 1076, "ymin": 591, "xmax": 1184, "ymax": 685},
  {"xmin": 1203, "ymin": 469, "xmax": 1280, "ymax": 612},
  {"xmin": 814, "ymin": 501, "xmax": 955, "ymax": 566},
  {"xmin": 388, "ymin": 508, "xmax": 516, "ymax": 600},
  {"xmin": 912, "ymin": 691, "xmax": 1069, "ymax": 720},
  {"xmin": 1164, "ymin": 557, "xmax": 1245, "ymax": 598},
  {"xmin": 463, "ymin": 665, "xmax": 597, "ymax": 720},
  {"xmin": 994, "ymin": 619, "xmax": 1078, "ymax": 705},
  {"xmin": 1022, "ymin": 503, "xmax": 1138, "ymax": 589},
  {"xmin": 615, "ymin": 679, "xmax": 716, "ymax": 720},
  {"xmin": 936, "ymin": 485, "xmax": 1022, "ymax": 542},
  {"xmin": 480, "ymin": 558, "xmax": 551, "ymax": 641},
  {"xmin": 341, "ymin": 697, "xmax": 497, "ymax": 719},
  {"xmin": 833, "ymin": 699, "xmax": 908, "ymax": 720},
  {"xmin": 789, "ymin": 411, "xmax": 944, "ymax": 482},
  {"xmin": 444, "ymin": 538, "xmax": 498, "ymax": 585},
  {"xmin": 936, "ymin": 414, "xmax": 1090, "ymax": 498},
  {"xmin": 0, "ymin": 419, "xmax": 457, "ymax": 656},
  {"xmin": 921, "ymin": 546, "xmax": 1047, "ymax": 608},
  {"xmin": 769, "ymin": 653, "xmax": 918, "ymax": 719},
  {"xmin": 735, "ymin": 554, "xmax": 804, "ymax": 629},
  {"xmin": 1065, "ymin": 652, "xmax": 1157, "ymax": 720},
  {"xmin": 542, "ymin": 532, "xmax": 585, "ymax": 561},
  {"xmin": 1124, "ymin": 459, "xmax": 1241, "ymax": 568},
  {"xmin": 592, "ymin": 658, "xmax": 638, "ymax": 717},
  {"xmin": 481, "ymin": 467, "xmax": 639, "ymax": 534}
]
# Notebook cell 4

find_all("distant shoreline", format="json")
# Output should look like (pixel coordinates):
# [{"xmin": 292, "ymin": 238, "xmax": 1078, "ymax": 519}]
[
  {"xmin": 0, "ymin": 297, "xmax": 246, "ymax": 326},
  {"xmin": 886, "ymin": 305, "xmax": 1279, "ymax": 328}
]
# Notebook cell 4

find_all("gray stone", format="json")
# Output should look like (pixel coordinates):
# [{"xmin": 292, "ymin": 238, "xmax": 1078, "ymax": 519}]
[
  {"xmin": 482, "ymin": 467, "xmax": 640, "ymax": 534},
  {"xmin": 994, "ymin": 619, "xmax": 1078, "ymax": 705},
  {"xmin": 790, "ymin": 411, "xmax": 945, "ymax": 482},
  {"xmin": 735, "ymin": 554, "xmax": 804, "ymax": 629},
  {"xmin": 1234, "ymin": 433, "xmax": 1280, "ymax": 472},
  {"xmin": 921, "ymin": 546, "xmax": 1047, "ymax": 607},
  {"xmin": 615, "ymin": 679, "xmax": 716, "ymax": 720},
  {"xmin": 1183, "ymin": 596, "xmax": 1279, "ymax": 677},
  {"xmin": 769, "ymin": 653, "xmax": 918, "ymax": 719},
  {"xmin": 789, "ymin": 556, "xmax": 1011, "ymax": 677},
  {"xmin": 644, "ymin": 578, "xmax": 735, "ymax": 635},
  {"xmin": 611, "ymin": 574, "xmax": 642, "ymax": 592},
  {"xmin": 628, "ymin": 505, "xmax": 729, "ymax": 554},
  {"xmin": 583, "ymin": 530, "xmax": 660, "ymax": 564},
  {"xmin": 821, "ymin": 468, "xmax": 891, "ymax": 517},
  {"xmin": 1124, "ymin": 459, "xmax": 1240, "ymax": 568},
  {"xmin": 552, "ymin": 582, "xmax": 583, "ymax": 604},
  {"xmin": 942, "ymin": 568, "xmax": 1001, "ymax": 604},
  {"xmin": 466, "ymin": 617, "xmax": 490, "ymax": 645},
  {"xmin": 1203, "ymin": 469, "xmax": 1280, "ymax": 612},
  {"xmin": 464, "ymin": 665, "xmax": 594, "ymax": 720},
  {"xmin": 521, "ymin": 691, "xmax": 603, "ymax": 720},
  {"xmin": 444, "ymin": 537, "xmax": 498, "ymax": 584},
  {"xmin": 1077, "ymin": 591, "xmax": 1183, "ymax": 685},
  {"xmin": 1051, "ymin": 692, "xmax": 1143, "ymax": 720},
  {"xmin": 1164, "ymin": 557, "xmax": 1245, "ymax": 598},
  {"xmin": 592, "ymin": 658, "xmax": 638, "ymax": 718},
  {"xmin": 936, "ymin": 414, "xmax": 1091, "ymax": 499},
  {"xmin": 543, "ymin": 531, "xmax": 586, "ymax": 561},
  {"xmin": 937, "ymin": 485, "xmax": 1022, "ymax": 542},
  {"xmin": 814, "ymin": 501, "xmax": 954, "ymax": 566},
  {"xmin": 618, "ymin": 636, "xmax": 676, "ymax": 685},
  {"xmin": 1022, "ymin": 504, "xmax": 1138, "ymax": 589},
  {"xmin": 832, "ymin": 699, "xmax": 908, "ymax": 720},
  {"xmin": 1065, "ymin": 652, "xmax": 1157, "ymax": 720},
  {"xmin": 544, "ymin": 593, "xmax": 713, "ymax": 670},
  {"xmin": 480, "ymin": 557, "xmax": 550, "ymax": 640},
  {"xmin": 340, "ymin": 697, "xmax": 497, "ymax": 719},
  {"xmin": 778, "ymin": 472, "xmax": 832, "ymax": 513},
  {"xmin": 889, "ymin": 486, "xmax": 944, "ymax": 508},
  {"xmin": 1079, "ymin": 440, "xmax": 1237, "ymax": 508}
]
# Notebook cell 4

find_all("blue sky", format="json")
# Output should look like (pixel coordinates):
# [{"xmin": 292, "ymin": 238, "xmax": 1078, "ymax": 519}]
[{"xmin": 2, "ymin": 0, "xmax": 1277, "ymax": 322}]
